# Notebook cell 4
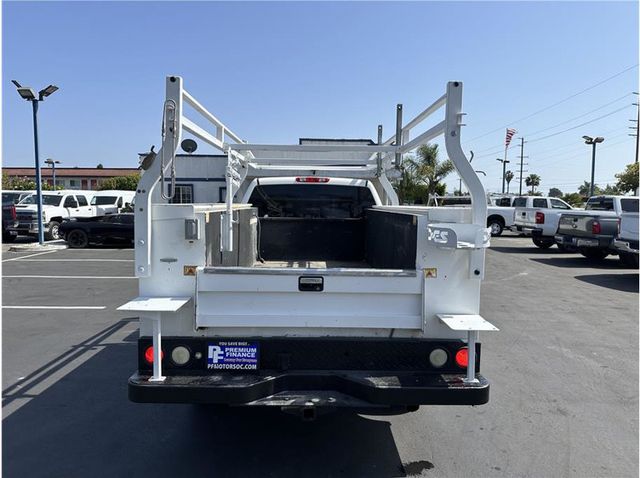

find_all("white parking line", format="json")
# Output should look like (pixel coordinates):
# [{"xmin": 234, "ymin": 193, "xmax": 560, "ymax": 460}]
[
  {"xmin": 3, "ymin": 275, "xmax": 136, "ymax": 279},
  {"xmin": 2, "ymin": 306, "xmax": 107, "ymax": 310},
  {"xmin": 2, "ymin": 250, "xmax": 58, "ymax": 262},
  {"xmin": 18, "ymin": 259, "xmax": 134, "ymax": 262}
]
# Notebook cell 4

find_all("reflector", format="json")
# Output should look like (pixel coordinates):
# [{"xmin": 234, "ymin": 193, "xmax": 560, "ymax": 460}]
[
  {"xmin": 455, "ymin": 347, "xmax": 469, "ymax": 368},
  {"xmin": 144, "ymin": 346, "xmax": 164, "ymax": 364}
]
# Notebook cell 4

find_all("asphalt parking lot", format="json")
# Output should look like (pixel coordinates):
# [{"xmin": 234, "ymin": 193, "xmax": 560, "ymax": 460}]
[{"xmin": 2, "ymin": 235, "xmax": 638, "ymax": 478}]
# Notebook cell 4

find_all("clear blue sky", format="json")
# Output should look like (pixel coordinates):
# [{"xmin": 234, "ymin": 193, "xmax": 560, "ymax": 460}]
[{"xmin": 3, "ymin": 1, "xmax": 638, "ymax": 195}]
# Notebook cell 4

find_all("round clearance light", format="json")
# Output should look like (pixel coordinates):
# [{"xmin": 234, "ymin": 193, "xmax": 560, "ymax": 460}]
[
  {"xmin": 455, "ymin": 347, "xmax": 469, "ymax": 368},
  {"xmin": 429, "ymin": 348, "xmax": 448, "ymax": 368},
  {"xmin": 171, "ymin": 346, "xmax": 191, "ymax": 366},
  {"xmin": 144, "ymin": 346, "xmax": 164, "ymax": 364}
]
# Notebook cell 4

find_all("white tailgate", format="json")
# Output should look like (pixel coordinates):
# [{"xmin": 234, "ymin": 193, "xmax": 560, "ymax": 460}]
[
  {"xmin": 196, "ymin": 268, "xmax": 423, "ymax": 330},
  {"xmin": 514, "ymin": 208, "xmax": 535, "ymax": 227}
]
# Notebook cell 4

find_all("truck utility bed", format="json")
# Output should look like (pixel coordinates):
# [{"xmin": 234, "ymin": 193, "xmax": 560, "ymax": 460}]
[{"xmin": 124, "ymin": 75, "xmax": 497, "ymax": 414}]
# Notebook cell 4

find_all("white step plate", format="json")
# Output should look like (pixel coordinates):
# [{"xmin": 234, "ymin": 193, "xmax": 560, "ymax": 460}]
[
  {"xmin": 437, "ymin": 314, "xmax": 499, "ymax": 331},
  {"xmin": 118, "ymin": 296, "xmax": 191, "ymax": 313}
]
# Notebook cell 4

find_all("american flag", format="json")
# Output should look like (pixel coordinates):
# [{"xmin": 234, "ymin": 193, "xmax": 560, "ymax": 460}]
[{"xmin": 505, "ymin": 128, "xmax": 517, "ymax": 148}]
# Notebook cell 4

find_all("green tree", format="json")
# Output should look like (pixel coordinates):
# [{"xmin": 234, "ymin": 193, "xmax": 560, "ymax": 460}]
[
  {"xmin": 601, "ymin": 183, "xmax": 620, "ymax": 195},
  {"xmin": 615, "ymin": 162, "xmax": 639, "ymax": 194},
  {"xmin": 562, "ymin": 192, "xmax": 584, "ymax": 207},
  {"xmin": 548, "ymin": 187, "xmax": 563, "ymax": 197},
  {"xmin": 412, "ymin": 144, "xmax": 454, "ymax": 200},
  {"xmin": 505, "ymin": 171, "xmax": 514, "ymax": 193},
  {"xmin": 3, "ymin": 174, "xmax": 36, "ymax": 191},
  {"xmin": 98, "ymin": 174, "xmax": 140, "ymax": 191},
  {"xmin": 525, "ymin": 174, "xmax": 541, "ymax": 194},
  {"xmin": 96, "ymin": 163, "xmax": 104, "ymax": 169},
  {"xmin": 578, "ymin": 181, "xmax": 602, "ymax": 197},
  {"xmin": 394, "ymin": 144, "xmax": 451, "ymax": 203}
]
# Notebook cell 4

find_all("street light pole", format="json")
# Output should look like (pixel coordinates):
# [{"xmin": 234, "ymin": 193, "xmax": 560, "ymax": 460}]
[
  {"xmin": 583, "ymin": 135, "xmax": 604, "ymax": 198},
  {"xmin": 45, "ymin": 159, "xmax": 60, "ymax": 189},
  {"xmin": 12, "ymin": 80, "xmax": 59, "ymax": 246},
  {"xmin": 31, "ymin": 100, "xmax": 44, "ymax": 244}
]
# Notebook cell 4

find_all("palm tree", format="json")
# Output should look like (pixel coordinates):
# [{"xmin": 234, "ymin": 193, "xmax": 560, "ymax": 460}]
[
  {"xmin": 412, "ymin": 144, "xmax": 455, "ymax": 199},
  {"xmin": 505, "ymin": 171, "xmax": 514, "ymax": 193},
  {"xmin": 525, "ymin": 174, "xmax": 541, "ymax": 194}
]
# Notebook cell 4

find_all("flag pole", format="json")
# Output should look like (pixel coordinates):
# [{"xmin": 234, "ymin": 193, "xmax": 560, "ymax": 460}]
[{"xmin": 502, "ymin": 142, "xmax": 508, "ymax": 194}]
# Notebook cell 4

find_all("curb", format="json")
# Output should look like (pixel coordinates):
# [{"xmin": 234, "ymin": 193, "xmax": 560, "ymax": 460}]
[{"xmin": 8, "ymin": 243, "xmax": 68, "ymax": 252}]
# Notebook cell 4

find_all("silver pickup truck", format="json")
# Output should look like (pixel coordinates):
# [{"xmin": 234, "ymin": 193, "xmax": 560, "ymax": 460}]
[{"xmin": 555, "ymin": 196, "xmax": 639, "ymax": 260}]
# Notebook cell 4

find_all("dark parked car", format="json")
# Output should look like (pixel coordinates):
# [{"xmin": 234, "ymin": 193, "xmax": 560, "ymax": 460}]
[{"xmin": 60, "ymin": 213, "xmax": 134, "ymax": 248}]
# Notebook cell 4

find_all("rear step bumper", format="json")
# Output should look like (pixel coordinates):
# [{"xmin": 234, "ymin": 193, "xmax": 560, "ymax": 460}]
[{"xmin": 128, "ymin": 371, "xmax": 489, "ymax": 407}]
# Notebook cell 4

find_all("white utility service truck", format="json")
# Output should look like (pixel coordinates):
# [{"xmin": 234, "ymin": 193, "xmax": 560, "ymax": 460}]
[{"xmin": 119, "ymin": 76, "xmax": 498, "ymax": 418}]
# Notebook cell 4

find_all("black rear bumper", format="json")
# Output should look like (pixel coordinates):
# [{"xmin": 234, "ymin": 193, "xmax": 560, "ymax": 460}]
[
  {"xmin": 128, "ymin": 370, "xmax": 489, "ymax": 407},
  {"xmin": 130, "ymin": 337, "xmax": 489, "ymax": 408},
  {"xmin": 554, "ymin": 233, "xmax": 613, "ymax": 249}
]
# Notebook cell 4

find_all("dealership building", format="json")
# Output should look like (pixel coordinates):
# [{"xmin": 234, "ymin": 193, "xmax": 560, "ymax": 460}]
[{"xmin": 2, "ymin": 166, "xmax": 139, "ymax": 190}]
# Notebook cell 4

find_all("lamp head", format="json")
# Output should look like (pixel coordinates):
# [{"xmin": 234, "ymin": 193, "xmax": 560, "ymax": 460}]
[
  {"xmin": 16, "ymin": 87, "xmax": 36, "ymax": 101},
  {"xmin": 38, "ymin": 85, "xmax": 59, "ymax": 99}
]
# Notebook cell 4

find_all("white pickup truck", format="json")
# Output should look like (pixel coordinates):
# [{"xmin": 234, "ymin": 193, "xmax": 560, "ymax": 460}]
[
  {"xmin": 428, "ymin": 194, "xmax": 516, "ymax": 236},
  {"xmin": 90, "ymin": 190, "xmax": 135, "ymax": 215},
  {"xmin": 513, "ymin": 196, "xmax": 574, "ymax": 248},
  {"xmin": 613, "ymin": 211, "xmax": 639, "ymax": 266},
  {"xmin": 118, "ymin": 76, "xmax": 498, "ymax": 419},
  {"xmin": 10, "ymin": 190, "xmax": 96, "ymax": 240}
]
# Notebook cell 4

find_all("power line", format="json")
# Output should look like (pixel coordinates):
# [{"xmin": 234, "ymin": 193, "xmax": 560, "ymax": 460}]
[
  {"xmin": 532, "ymin": 132, "xmax": 632, "ymax": 166},
  {"xmin": 527, "ymin": 105, "xmax": 633, "ymax": 143},
  {"xmin": 470, "ymin": 98, "xmax": 632, "ymax": 157},
  {"xmin": 465, "ymin": 64, "xmax": 639, "ymax": 143},
  {"xmin": 473, "ymin": 104, "xmax": 632, "ymax": 161},
  {"xmin": 524, "ymin": 93, "xmax": 633, "ymax": 137}
]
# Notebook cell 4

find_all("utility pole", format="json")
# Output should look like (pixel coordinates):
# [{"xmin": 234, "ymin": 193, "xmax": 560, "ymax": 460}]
[
  {"xmin": 631, "ymin": 92, "xmax": 639, "ymax": 164},
  {"xmin": 518, "ymin": 137, "xmax": 526, "ymax": 196}
]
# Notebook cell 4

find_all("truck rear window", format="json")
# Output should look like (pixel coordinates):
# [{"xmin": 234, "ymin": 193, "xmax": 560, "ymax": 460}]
[
  {"xmin": 621, "ymin": 198, "xmax": 639, "ymax": 212},
  {"xmin": 513, "ymin": 197, "xmax": 527, "ymax": 207},
  {"xmin": 585, "ymin": 198, "xmax": 614, "ymax": 211},
  {"xmin": 91, "ymin": 196, "xmax": 117, "ymax": 205},
  {"xmin": 248, "ymin": 184, "xmax": 376, "ymax": 218}
]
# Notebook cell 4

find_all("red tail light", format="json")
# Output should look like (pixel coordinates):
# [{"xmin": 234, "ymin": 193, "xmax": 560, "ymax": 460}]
[
  {"xmin": 535, "ymin": 212, "xmax": 545, "ymax": 224},
  {"xmin": 295, "ymin": 177, "xmax": 329, "ymax": 183},
  {"xmin": 455, "ymin": 347, "xmax": 469, "ymax": 368},
  {"xmin": 592, "ymin": 221, "xmax": 601, "ymax": 235},
  {"xmin": 144, "ymin": 346, "xmax": 164, "ymax": 364},
  {"xmin": 10, "ymin": 205, "xmax": 16, "ymax": 220}
]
